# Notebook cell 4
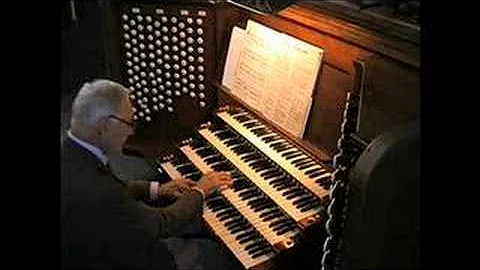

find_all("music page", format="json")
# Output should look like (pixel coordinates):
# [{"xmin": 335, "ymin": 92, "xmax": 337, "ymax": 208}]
[{"xmin": 222, "ymin": 20, "xmax": 324, "ymax": 138}]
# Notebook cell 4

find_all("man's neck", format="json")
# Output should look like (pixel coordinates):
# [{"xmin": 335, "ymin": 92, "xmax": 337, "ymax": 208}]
[
  {"xmin": 68, "ymin": 130, "xmax": 109, "ymax": 165},
  {"xmin": 70, "ymin": 131, "xmax": 98, "ymax": 148}
]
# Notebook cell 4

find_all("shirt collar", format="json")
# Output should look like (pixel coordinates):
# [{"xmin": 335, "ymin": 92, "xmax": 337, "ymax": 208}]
[{"xmin": 67, "ymin": 130, "xmax": 109, "ymax": 166}]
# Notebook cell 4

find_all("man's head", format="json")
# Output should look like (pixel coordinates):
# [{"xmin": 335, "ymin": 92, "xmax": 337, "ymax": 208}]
[{"xmin": 70, "ymin": 79, "xmax": 135, "ymax": 154}]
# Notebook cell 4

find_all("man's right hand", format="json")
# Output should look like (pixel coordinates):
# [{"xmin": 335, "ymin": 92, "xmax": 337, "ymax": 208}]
[{"xmin": 197, "ymin": 171, "xmax": 233, "ymax": 196}]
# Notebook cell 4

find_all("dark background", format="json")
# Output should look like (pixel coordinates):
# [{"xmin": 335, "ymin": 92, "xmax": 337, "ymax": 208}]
[{"xmin": 61, "ymin": 1, "xmax": 107, "ymax": 134}]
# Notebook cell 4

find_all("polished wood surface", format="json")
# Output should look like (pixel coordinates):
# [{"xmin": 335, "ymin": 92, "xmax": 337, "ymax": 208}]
[
  {"xmin": 280, "ymin": 3, "xmax": 420, "ymax": 69},
  {"xmin": 125, "ymin": 1, "xmax": 420, "ymax": 164}
]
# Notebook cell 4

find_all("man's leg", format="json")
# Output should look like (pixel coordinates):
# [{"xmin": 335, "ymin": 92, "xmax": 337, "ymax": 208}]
[{"xmin": 163, "ymin": 237, "xmax": 243, "ymax": 270}]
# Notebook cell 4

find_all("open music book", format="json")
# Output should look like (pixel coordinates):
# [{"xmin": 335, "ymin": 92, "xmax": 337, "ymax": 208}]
[{"xmin": 222, "ymin": 20, "xmax": 324, "ymax": 138}]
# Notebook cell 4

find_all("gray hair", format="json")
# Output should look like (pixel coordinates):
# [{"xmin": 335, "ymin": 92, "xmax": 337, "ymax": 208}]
[{"xmin": 70, "ymin": 79, "xmax": 130, "ymax": 130}]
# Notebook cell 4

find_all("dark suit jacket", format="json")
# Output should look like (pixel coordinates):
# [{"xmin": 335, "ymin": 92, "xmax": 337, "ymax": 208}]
[{"xmin": 61, "ymin": 137, "xmax": 204, "ymax": 269}]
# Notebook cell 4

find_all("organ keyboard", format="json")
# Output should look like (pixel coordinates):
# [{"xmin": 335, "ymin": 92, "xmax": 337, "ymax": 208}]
[
  {"xmin": 159, "ymin": 105, "xmax": 334, "ymax": 269},
  {"xmin": 64, "ymin": 1, "xmax": 420, "ymax": 269}
]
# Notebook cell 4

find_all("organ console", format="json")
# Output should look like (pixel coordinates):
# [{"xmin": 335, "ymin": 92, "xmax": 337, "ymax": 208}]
[{"xmin": 82, "ymin": 1, "xmax": 421, "ymax": 269}]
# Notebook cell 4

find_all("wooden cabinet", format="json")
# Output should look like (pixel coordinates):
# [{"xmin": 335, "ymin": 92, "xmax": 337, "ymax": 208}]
[{"xmin": 215, "ymin": 2, "xmax": 420, "ymax": 160}]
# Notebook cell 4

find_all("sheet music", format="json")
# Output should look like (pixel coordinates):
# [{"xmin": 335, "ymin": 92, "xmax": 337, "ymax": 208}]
[
  {"xmin": 222, "ymin": 26, "xmax": 245, "ymax": 90},
  {"xmin": 223, "ymin": 20, "xmax": 324, "ymax": 138}
]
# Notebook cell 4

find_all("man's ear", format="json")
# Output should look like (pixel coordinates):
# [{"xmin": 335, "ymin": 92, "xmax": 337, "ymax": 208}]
[{"xmin": 98, "ymin": 117, "xmax": 111, "ymax": 136}]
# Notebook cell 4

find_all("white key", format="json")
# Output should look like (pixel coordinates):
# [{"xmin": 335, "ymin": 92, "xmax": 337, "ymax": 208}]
[
  {"xmin": 218, "ymin": 111, "xmax": 331, "ymax": 200},
  {"xmin": 195, "ymin": 128, "xmax": 323, "ymax": 222}
]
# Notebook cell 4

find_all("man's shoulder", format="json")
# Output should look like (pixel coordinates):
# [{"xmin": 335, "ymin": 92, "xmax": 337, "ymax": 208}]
[{"xmin": 62, "ymin": 137, "xmax": 99, "ymax": 167}]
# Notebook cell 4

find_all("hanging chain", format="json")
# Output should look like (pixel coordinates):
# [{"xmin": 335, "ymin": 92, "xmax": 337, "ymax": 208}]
[{"xmin": 321, "ymin": 91, "xmax": 362, "ymax": 270}]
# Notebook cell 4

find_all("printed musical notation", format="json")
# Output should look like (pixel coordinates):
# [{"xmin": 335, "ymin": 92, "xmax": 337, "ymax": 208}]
[{"xmin": 222, "ymin": 20, "xmax": 324, "ymax": 138}]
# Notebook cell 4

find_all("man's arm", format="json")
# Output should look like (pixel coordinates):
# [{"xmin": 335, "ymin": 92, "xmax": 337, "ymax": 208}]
[
  {"xmin": 131, "ymin": 188, "xmax": 205, "ymax": 238},
  {"xmin": 123, "ymin": 178, "xmax": 195, "ymax": 203},
  {"xmin": 123, "ymin": 171, "xmax": 233, "ymax": 238},
  {"xmin": 123, "ymin": 179, "xmax": 151, "ymax": 200}
]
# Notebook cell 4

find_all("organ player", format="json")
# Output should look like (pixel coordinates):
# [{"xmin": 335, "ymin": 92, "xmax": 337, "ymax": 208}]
[{"xmin": 61, "ymin": 78, "xmax": 241, "ymax": 269}]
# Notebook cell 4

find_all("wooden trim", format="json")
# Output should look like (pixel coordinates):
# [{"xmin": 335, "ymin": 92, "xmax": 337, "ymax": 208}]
[
  {"xmin": 247, "ymin": 11, "xmax": 373, "ymax": 75},
  {"xmin": 277, "ymin": 4, "xmax": 420, "ymax": 69},
  {"xmin": 216, "ymin": 82, "xmax": 334, "ymax": 164}
]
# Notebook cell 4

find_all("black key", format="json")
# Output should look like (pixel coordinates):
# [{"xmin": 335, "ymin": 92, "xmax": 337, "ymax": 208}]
[
  {"xmin": 269, "ymin": 177, "xmax": 288, "ymax": 185},
  {"xmin": 268, "ymin": 218, "xmax": 290, "ymax": 228},
  {"xmin": 292, "ymin": 157, "xmax": 311, "ymax": 165},
  {"xmin": 282, "ymin": 187, "xmax": 302, "ymax": 197},
  {"xmin": 274, "ymin": 144, "xmax": 294, "ymax": 152},
  {"xmin": 238, "ymin": 188, "xmax": 259, "ymax": 198},
  {"xmin": 297, "ymin": 162, "xmax": 318, "ymax": 170},
  {"xmin": 251, "ymin": 128, "xmax": 271, "ymax": 136},
  {"xmin": 245, "ymin": 240, "xmax": 264, "ymax": 251},
  {"xmin": 206, "ymin": 196, "xmax": 225, "ymax": 207},
  {"xmin": 251, "ymin": 248, "xmax": 272, "ymax": 258},
  {"xmin": 269, "ymin": 141, "xmax": 286, "ymax": 149},
  {"xmin": 230, "ymin": 223, "xmax": 251, "ymax": 234},
  {"xmin": 292, "ymin": 195, "xmax": 314, "ymax": 206},
  {"xmin": 309, "ymin": 170, "xmax": 329, "ymax": 178},
  {"xmin": 294, "ymin": 159, "xmax": 315, "ymax": 168},
  {"xmin": 271, "ymin": 178, "xmax": 293, "ymax": 189},
  {"xmin": 249, "ymin": 159, "xmax": 269, "ymax": 168},
  {"xmin": 216, "ymin": 208, "xmax": 236, "ymax": 218},
  {"xmin": 270, "ymin": 142, "xmax": 290, "ymax": 150},
  {"xmin": 247, "ymin": 197, "xmax": 268, "ymax": 208},
  {"xmin": 231, "ymin": 144, "xmax": 253, "ymax": 154},
  {"xmin": 285, "ymin": 190, "xmax": 306, "ymax": 200},
  {"xmin": 263, "ymin": 135, "xmax": 282, "ymax": 143},
  {"xmin": 232, "ymin": 179, "xmax": 251, "ymax": 191},
  {"xmin": 272, "ymin": 221, "xmax": 296, "ymax": 233},
  {"xmin": 238, "ymin": 233, "xmax": 258, "ymax": 244},
  {"xmin": 273, "ymin": 181, "xmax": 296, "ymax": 191},
  {"xmin": 231, "ymin": 170, "xmax": 243, "ymax": 178},
  {"xmin": 227, "ymin": 220, "xmax": 248, "ymax": 232},
  {"xmin": 281, "ymin": 150, "xmax": 298, "ymax": 157},
  {"xmin": 235, "ymin": 229, "xmax": 256, "ymax": 241},
  {"xmin": 284, "ymin": 152, "xmax": 304, "ymax": 160},
  {"xmin": 253, "ymin": 165, "xmax": 273, "ymax": 173},
  {"xmin": 216, "ymin": 130, "xmax": 237, "ymax": 140},
  {"xmin": 243, "ymin": 121, "xmax": 263, "ymax": 128},
  {"xmin": 252, "ymin": 202, "xmax": 275, "ymax": 212},
  {"xmin": 275, "ymin": 223, "xmax": 297, "ymax": 235},
  {"xmin": 209, "ymin": 119, "xmax": 227, "ymax": 130},
  {"xmin": 247, "ymin": 244, "xmax": 270, "ymax": 255},
  {"xmin": 242, "ymin": 153, "xmax": 262, "ymax": 163},
  {"xmin": 225, "ymin": 217, "xmax": 245, "ymax": 228},
  {"xmin": 204, "ymin": 155, "xmax": 224, "ymax": 164},
  {"xmin": 273, "ymin": 221, "xmax": 297, "ymax": 234},
  {"xmin": 196, "ymin": 147, "xmax": 217, "ymax": 157},
  {"xmin": 234, "ymin": 114, "xmax": 252, "ymax": 122},
  {"xmin": 258, "ymin": 168, "xmax": 277, "ymax": 177},
  {"xmin": 305, "ymin": 167, "xmax": 324, "ymax": 175},
  {"xmin": 225, "ymin": 138, "xmax": 244, "ymax": 147},
  {"xmin": 298, "ymin": 200, "xmax": 322, "ymax": 212},
  {"xmin": 314, "ymin": 174, "xmax": 332, "ymax": 184},
  {"xmin": 262, "ymin": 170, "xmax": 283, "ymax": 180},
  {"xmin": 262, "ymin": 211, "xmax": 283, "ymax": 222},
  {"xmin": 211, "ymin": 162, "xmax": 234, "ymax": 171},
  {"xmin": 218, "ymin": 211, "xmax": 238, "ymax": 221},
  {"xmin": 229, "ymin": 108, "xmax": 245, "ymax": 115},
  {"xmin": 241, "ymin": 190, "xmax": 262, "ymax": 200},
  {"xmin": 209, "ymin": 203, "xmax": 229, "ymax": 213},
  {"xmin": 296, "ymin": 197, "xmax": 319, "ymax": 209},
  {"xmin": 259, "ymin": 209, "xmax": 279, "ymax": 218},
  {"xmin": 190, "ymin": 138, "xmax": 208, "ymax": 149}
]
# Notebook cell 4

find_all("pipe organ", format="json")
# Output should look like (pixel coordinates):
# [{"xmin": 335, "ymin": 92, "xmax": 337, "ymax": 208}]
[{"xmin": 97, "ymin": 1, "xmax": 420, "ymax": 269}]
